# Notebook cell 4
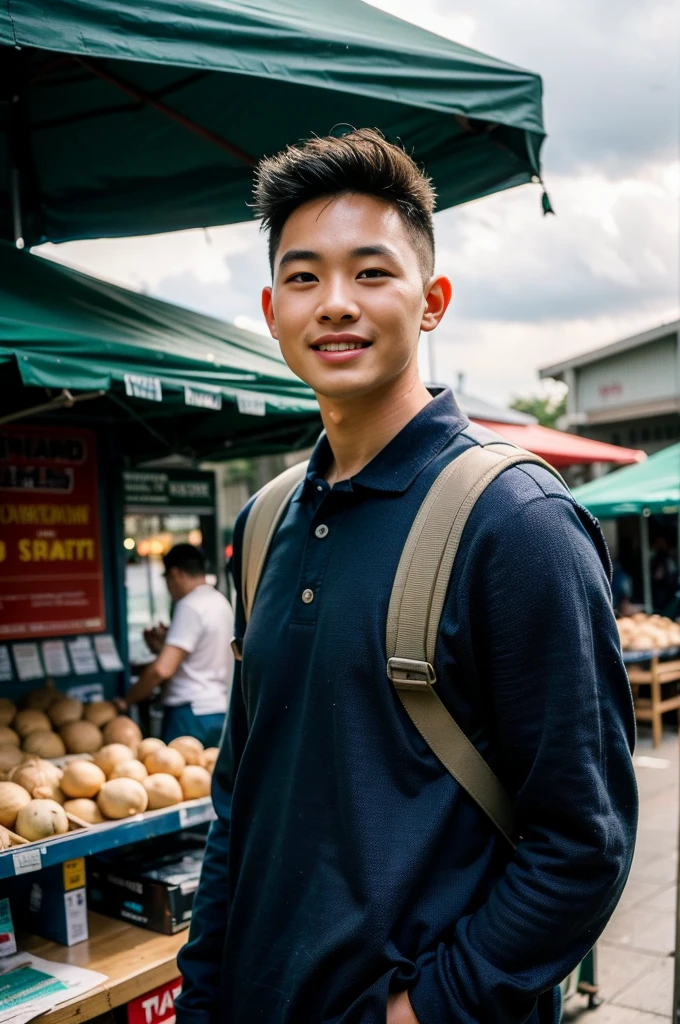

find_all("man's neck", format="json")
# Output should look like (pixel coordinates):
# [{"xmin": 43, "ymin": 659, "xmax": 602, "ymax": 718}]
[
  {"xmin": 177, "ymin": 575, "xmax": 207, "ymax": 599},
  {"xmin": 317, "ymin": 374, "xmax": 432, "ymax": 485}
]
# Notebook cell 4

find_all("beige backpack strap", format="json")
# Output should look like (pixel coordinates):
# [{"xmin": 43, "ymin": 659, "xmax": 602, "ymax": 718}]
[
  {"xmin": 241, "ymin": 460, "xmax": 309, "ymax": 621},
  {"xmin": 386, "ymin": 431, "xmax": 564, "ymax": 848}
]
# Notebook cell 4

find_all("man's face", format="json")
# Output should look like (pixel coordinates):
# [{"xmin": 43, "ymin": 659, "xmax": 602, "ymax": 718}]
[
  {"xmin": 164, "ymin": 567, "xmax": 182, "ymax": 602},
  {"xmin": 262, "ymin": 193, "xmax": 446, "ymax": 400}
]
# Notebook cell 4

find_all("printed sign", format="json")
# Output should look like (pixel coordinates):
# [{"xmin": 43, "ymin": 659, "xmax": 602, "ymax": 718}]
[
  {"xmin": 236, "ymin": 392, "xmax": 266, "ymax": 417},
  {"xmin": 41, "ymin": 640, "xmax": 71, "ymax": 677},
  {"xmin": 123, "ymin": 469, "xmax": 216, "ymax": 514},
  {"xmin": 0, "ymin": 427, "xmax": 105, "ymax": 639},
  {"xmin": 184, "ymin": 386, "xmax": 222, "ymax": 411},
  {"xmin": 127, "ymin": 978, "xmax": 182, "ymax": 1024}
]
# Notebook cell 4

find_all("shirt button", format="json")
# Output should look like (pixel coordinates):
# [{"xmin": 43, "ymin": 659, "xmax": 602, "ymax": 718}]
[
  {"xmin": 316, "ymin": 485, "xmax": 324, "ymax": 492},
  {"xmin": 314, "ymin": 524, "xmax": 329, "ymax": 539},
  {"xmin": 301, "ymin": 588, "xmax": 315, "ymax": 604}
]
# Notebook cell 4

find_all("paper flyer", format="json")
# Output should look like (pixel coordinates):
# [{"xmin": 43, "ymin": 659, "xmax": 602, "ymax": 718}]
[
  {"xmin": 0, "ymin": 953, "xmax": 106, "ymax": 1024},
  {"xmin": 67, "ymin": 637, "xmax": 98, "ymax": 676},
  {"xmin": 0, "ymin": 649, "xmax": 12, "ymax": 684},
  {"xmin": 94, "ymin": 635, "xmax": 124, "ymax": 673},
  {"xmin": 41, "ymin": 640, "xmax": 71, "ymax": 677},
  {"xmin": 11, "ymin": 644, "xmax": 44, "ymax": 682}
]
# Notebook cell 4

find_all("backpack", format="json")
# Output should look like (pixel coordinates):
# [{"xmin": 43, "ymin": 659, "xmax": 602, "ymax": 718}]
[{"xmin": 238, "ymin": 423, "xmax": 565, "ymax": 850}]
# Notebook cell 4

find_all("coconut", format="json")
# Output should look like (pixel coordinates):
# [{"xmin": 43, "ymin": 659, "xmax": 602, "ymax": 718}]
[
  {"xmin": 97, "ymin": 778, "xmax": 148, "ymax": 819},
  {"xmin": 143, "ymin": 747, "xmax": 185, "ymax": 778},
  {"xmin": 15, "ymin": 799, "xmax": 69, "ymax": 841},
  {"xmin": 137, "ymin": 738, "xmax": 166, "ymax": 761},
  {"xmin": 202, "ymin": 747, "xmax": 219, "ymax": 773},
  {"xmin": 179, "ymin": 765, "xmax": 211, "ymax": 800},
  {"xmin": 60, "ymin": 761, "xmax": 106, "ymax": 799},
  {"xmin": 48, "ymin": 697, "xmax": 83, "ymax": 727},
  {"xmin": 19, "ymin": 685, "xmax": 60, "ymax": 711},
  {"xmin": 63, "ymin": 798, "xmax": 105, "ymax": 824},
  {"xmin": 0, "ymin": 699, "xmax": 16, "ymax": 728},
  {"xmin": 13, "ymin": 709, "xmax": 51, "ymax": 739},
  {"xmin": 93, "ymin": 743, "xmax": 137, "ymax": 777},
  {"xmin": 102, "ymin": 716, "xmax": 142, "ymax": 752},
  {"xmin": 0, "ymin": 781, "xmax": 32, "ymax": 828},
  {"xmin": 0, "ymin": 825, "xmax": 11, "ymax": 849},
  {"xmin": 60, "ymin": 721, "xmax": 103, "ymax": 755},
  {"xmin": 143, "ymin": 773, "xmax": 183, "ymax": 809},
  {"xmin": 168, "ymin": 735, "xmax": 204, "ymax": 766},
  {"xmin": 0, "ymin": 727, "xmax": 19, "ymax": 748},
  {"xmin": 9, "ymin": 760, "xmax": 65, "ymax": 802},
  {"xmin": 83, "ymin": 701, "xmax": 118, "ymax": 728},
  {"xmin": 22, "ymin": 730, "xmax": 66, "ymax": 759},
  {"xmin": 109, "ymin": 759, "xmax": 148, "ymax": 783},
  {"xmin": 0, "ymin": 745, "xmax": 25, "ymax": 779}
]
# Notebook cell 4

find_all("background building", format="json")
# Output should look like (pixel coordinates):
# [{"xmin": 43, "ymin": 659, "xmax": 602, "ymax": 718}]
[{"xmin": 539, "ymin": 320, "xmax": 680, "ymax": 456}]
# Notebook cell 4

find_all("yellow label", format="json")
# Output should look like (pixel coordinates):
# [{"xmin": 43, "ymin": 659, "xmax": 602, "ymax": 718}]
[{"xmin": 63, "ymin": 858, "xmax": 86, "ymax": 892}]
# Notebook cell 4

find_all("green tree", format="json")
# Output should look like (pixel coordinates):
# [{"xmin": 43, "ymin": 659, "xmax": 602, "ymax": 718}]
[{"xmin": 510, "ymin": 393, "xmax": 567, "ymax": 429}]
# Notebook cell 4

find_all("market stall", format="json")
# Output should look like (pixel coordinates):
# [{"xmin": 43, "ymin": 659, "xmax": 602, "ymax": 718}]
[{"xmin": 0, "ymin": 247, "xmax": 320, "ymax": 1020}]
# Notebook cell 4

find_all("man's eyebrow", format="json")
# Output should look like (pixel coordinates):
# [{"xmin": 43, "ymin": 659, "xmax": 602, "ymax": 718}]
[
  {"xmin": 350, "ymin": 244, "xmax": 399, "ymax": 260},
  {"xmin": 277, "ymin": 249, "xmax": 320, "ymax": 269}
]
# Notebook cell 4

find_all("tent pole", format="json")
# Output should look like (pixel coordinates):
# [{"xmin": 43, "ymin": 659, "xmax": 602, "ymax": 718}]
[
  {"xmin": 640, "ymin": 511, "xmax": 652, "ymax": 613},
  {"xmin": 0, "ymin": 389, "xmax": 104, "ymax": 425},
  {"xmin": 74, "ymin": 57, "xmax": 256, "ymax": 167}
]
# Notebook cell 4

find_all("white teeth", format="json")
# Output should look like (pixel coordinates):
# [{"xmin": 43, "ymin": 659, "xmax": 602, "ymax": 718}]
[{"xmin": 317, "ymin": 342, "xmax": 362, "ymax": 352}]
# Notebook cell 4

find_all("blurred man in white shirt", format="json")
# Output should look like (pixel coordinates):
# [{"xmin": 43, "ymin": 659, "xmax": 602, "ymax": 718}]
[{"xmin": 122, "ymin": 544, "xmax": 234, "ymax": 746}]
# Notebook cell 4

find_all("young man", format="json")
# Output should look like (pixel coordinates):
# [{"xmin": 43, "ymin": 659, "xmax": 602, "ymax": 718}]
[
  {"xmin": 121, "ymin": 543, "xmax": 233, "ymax": 746},
  {"xmin": 176, "ymin": 130, "xmax": 637, "ymax": 1024}
]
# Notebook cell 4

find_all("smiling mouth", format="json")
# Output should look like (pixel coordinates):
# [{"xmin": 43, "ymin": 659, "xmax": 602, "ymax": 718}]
[{"xmin": 311, "ymin": 340, "xmax": 372, "ymax": 352}]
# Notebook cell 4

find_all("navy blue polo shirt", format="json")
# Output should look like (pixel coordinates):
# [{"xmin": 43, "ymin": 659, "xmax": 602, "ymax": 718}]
[{"xmin": 176, "ymin": 390, "xmax": 637, "ymax": 1024}]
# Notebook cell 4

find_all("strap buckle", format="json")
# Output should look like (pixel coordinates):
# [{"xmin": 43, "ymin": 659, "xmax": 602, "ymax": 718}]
[{"xmin": 387, "ymin": 657, "xmax": 436, "ymax": 690}]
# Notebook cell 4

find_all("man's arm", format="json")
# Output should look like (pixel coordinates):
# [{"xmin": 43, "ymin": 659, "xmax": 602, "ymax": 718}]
[
  {"xmin": 174, "ymin": 505, "xmax": 252, "ymax": 1024},
  {"xmin": 407, "ymin": 476, "xmax": 638, "ymax": 1024},
  {"xmin": 123, "ymin": 645, "xmax": 187, "ymax": 705},
  {"xmin": 174, "ymin": 663, "xmax": 248, "ymax": 1023}
]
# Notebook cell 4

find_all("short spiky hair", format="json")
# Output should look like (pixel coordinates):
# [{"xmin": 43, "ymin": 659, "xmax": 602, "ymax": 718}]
[{"xmin": 253, "ymin": 128, "xmax": 436, "ymax": 279}]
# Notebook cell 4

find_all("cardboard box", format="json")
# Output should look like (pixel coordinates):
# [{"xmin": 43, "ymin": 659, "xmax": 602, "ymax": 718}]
[
  {"xmin": 26, "ymin": 858, "xmax": 89, "ymax": 946},
  {"xmin": 87, "ymin": 833, "xmax": 205, "ymax": 935}
]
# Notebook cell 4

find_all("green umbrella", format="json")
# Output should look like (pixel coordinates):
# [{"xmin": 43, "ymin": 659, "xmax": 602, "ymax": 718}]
[
  {"xmin": 0, "ymin": 241, "xmax": 321, "ymax": 462},
  {"xmin": 0, "ymin": 0, "xmax": 548, "ymax": 246}
]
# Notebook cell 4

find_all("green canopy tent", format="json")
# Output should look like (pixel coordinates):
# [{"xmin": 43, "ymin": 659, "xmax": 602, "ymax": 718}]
[
  {"xmin": 0, "ymin": 241, "xmax": 321, "ymax": 462},
  {"xmin": 573, "ymin": 445, "xmax": 680, "ymax": 611},
  {"xmin": 0, "ymin": 0, "xmax": 548, "ymax": 246}
]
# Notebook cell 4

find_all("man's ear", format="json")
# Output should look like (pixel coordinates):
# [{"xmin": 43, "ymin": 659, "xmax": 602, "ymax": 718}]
[
  {"xmin": 261, "ymin": 286, "xmax": 278, "ymax": 340},
  {"xmin": 420, "ymin": 275, "xmax": 453, "ymax": 333}
]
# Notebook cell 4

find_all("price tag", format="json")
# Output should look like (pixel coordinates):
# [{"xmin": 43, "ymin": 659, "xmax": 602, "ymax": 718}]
[
  {"xmin": 179, "ymin": 801, "xmax": 216, "ymax": 828},
  {"xmin": 13, "ymin": 848, "xmax": 42, "ymax": 875}
]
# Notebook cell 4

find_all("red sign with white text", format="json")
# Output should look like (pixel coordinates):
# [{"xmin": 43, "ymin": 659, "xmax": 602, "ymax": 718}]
[
  {"xmin": 0, "ymin": 426, "xmax": 106, "ymax": 639},
  {"xmin": 127, "ymin": 978, "xmax": 182, "ymax": 1024}
]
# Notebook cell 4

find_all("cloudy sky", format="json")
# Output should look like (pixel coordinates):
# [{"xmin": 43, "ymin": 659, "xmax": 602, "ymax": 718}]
[{"xmin": 38, "ymin": 0, "xmax": 679, "ymax": 407}]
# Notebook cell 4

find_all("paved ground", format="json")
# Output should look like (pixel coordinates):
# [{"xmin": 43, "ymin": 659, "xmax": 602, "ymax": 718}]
[{"xmin": 563, "ymin": 728, "xmax": 678, "ymax": 1023}]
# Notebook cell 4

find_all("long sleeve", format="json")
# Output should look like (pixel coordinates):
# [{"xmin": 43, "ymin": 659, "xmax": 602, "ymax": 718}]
[
  {"xmin": 408, "ymin": 481, "xmax": 638, "ymax": 1024},
  {"xmin": 175, "ymin": 509, "xmax": 251, "ymax": 1024}
]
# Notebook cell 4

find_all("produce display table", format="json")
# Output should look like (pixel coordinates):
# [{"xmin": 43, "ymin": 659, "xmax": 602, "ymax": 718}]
[
  {"xmin": 0, "ymin": 797, "xmax": 215, "ymax": 879},
  {"xmin": 23, "ymin": 912, "xmax": 186, "ymax": 1024},
  {"xmin": 624, "ymin": 649, "xmax": 680, "ymax": 748}
]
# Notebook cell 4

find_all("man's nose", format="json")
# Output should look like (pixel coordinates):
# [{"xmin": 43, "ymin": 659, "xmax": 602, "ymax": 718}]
[{"xmin": 315, "ymin": 281, "xmax": 360, "ymax": 323}]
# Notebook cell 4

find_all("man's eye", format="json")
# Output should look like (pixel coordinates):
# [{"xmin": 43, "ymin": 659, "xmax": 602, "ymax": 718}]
[
  {"xmin": 287, "ymin": 272, "xmax": 318, "ymax": 283},
  {"xmin": 357, "ymin": 268, "xmax": 389, "ymax": 279}
]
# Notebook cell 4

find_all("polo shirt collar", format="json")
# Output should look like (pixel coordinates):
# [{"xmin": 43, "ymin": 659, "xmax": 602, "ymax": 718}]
[{"xmin": 298, "ymin": 388, "xmax": 469, "ymax": 498}]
